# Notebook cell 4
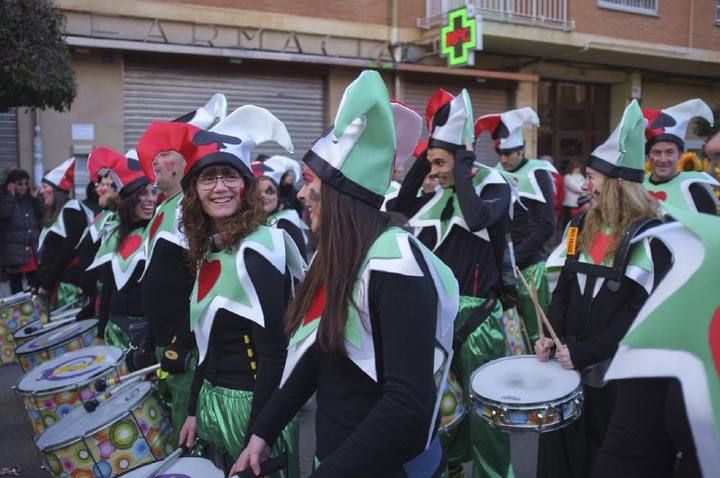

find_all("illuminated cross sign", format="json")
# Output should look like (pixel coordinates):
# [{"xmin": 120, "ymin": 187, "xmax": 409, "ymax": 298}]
[{"xmin": 440, "ymin": 7, "xmax": 480, "ymax": 67}]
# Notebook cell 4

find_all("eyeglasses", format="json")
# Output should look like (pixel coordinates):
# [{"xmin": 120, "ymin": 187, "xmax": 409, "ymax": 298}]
[
  {"xmin": 197, "ymin": 174, "xmax": 243, "ymax": 191},
  {"xmin": 263, "ymin": 186, "xmax": 277, "ymax": 196}
]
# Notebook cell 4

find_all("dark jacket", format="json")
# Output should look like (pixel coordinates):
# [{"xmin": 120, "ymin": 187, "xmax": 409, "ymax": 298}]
[{"xmin": 0, "ymin": 191, "xmax": 44, "ymax": 268}]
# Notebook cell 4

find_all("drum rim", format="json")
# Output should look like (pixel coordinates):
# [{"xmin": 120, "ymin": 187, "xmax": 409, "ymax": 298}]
[
  {"xmin": 15, "ymin": 320, "xmax": 98, "ymax": 356},
  {"xmin": 0, "ymin": 291, "xmax": 34, "ymax": 307},
  {"xmin": 471, "ymin": 387, "xmax": 584, "ymax": 411},
  {"xmin": 49, "ymin": 307, "xmax": 83, "ymax": 320},
  {"xmin": 469, "ymin": 355, "xmax": 582, "ymax": 407},
  {"xmin": 12, "ymin": 320, "xmax": 68, "ymax": 340},
  {"xmin": 115, "ymin": 457, "xmax": 223, "ymax": 477},
  {"xmin": 37, "ymin": 382, "xmax": 155, "ymax": 451},
  {"xmin": 15, "ymin": 346, "xmax": 125, "ymax": 394}
]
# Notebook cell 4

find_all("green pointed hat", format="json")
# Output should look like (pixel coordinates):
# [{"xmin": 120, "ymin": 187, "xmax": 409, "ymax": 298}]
[
  {"xmin": 587, "ymin": 99, "xmax": 646, "ymax": 182},
  {"xmin": 303, "ymin": 70, "xmax": 395, "ymax": 208}
]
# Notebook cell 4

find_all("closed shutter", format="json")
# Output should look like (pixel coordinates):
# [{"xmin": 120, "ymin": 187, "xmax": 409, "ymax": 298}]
[
  {"xmin": 0, "ymin": 109, "xmax": 19, "ymax": 178},
  {"xmin": 403, "ymin": 80, "xmax": 513, "ymax": 166},
  {"xmin": 123, "ymin": 62, "xmax": 325, "ymax": 161}
]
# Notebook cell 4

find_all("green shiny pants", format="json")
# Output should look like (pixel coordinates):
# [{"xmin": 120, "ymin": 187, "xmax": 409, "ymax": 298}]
[
  {"xmin": 103, "ymin": 320, "xmax": 130, "ymax": 349},
  {"xmin": 155, "ymin": 346, "xmax": 197, "ymax": 442},
  {"xmin": 53, "ymin": 282, "xmax": 82, "ymax": 310},
  {"xmin": 516, "ymin": 261, "xmax": 550, "ymax": 345},
  {"xmin": 196, "ymin": 380, "xmax": 300, "ymax": 478},
  {"xmin": 442, "ymin": 296, "xmax": 513, "ymax": 478}
]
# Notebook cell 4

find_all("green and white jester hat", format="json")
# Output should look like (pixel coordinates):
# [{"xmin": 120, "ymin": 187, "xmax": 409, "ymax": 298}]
[
  {"xmin": 302, "ymin": 70, "xmax": 395, "ymax": 209},
  {"xmin": 605, "ymin": 203, "xmax": 720, "ymax": 476},
  {"xmin": 425, "ymin": 88, "xmax": 474, "ymax": 151},
  {"xmin": 586, "ymin": 99, "xmax": 646, "ymax": 183}
]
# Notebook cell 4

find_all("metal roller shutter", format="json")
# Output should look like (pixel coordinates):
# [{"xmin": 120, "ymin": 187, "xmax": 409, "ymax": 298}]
[
  {"xmin": 0, "ymin": 110, "xmax": 19, "ymax": 179},
  {"xmin": 123, "ymin": 62, "xmax": 325, "ymax": 161},
  {"xmin": 403, "ymin": 80, "xmax": 513, "ymax": 166}
]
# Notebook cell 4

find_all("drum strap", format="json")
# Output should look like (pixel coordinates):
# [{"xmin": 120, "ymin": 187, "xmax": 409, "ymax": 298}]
[{"xmin": 453, "ymin": 294, "xmax": 497, "ymax": 353}]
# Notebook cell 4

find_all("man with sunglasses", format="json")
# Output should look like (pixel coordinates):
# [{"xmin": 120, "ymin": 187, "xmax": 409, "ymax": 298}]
[{"xmin": 1, "ymin": 169, "xmax": 44, "ymax": 293}]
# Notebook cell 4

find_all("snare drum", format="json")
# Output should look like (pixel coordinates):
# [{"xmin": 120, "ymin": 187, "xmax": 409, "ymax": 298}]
[
  {"xmin": 433, "ymin": 347, "xmax": 465, "ymax": 434},
  {"xmin": 0, "ymin": 292, "xmax": 49, "ymax": 365},
  {"xmin": 12, "ymin": 319, "xmax": 73, "ymax": 349},
  {"xmin": 36, "ymin": 381, "xmax": 175, "ymax": 478},
  {"xmin": 117, "ymin": 457, "xmax": 224, "ymax": 478},
  {"xmin": 15, "ymin": 319, "xmax": 99, "ymax": 372},
  {"xmin": 470, "ymin": 355, "xmax": 583, "ymax": 433},
  {"xmin": 14, "ymin": 345, "xmax": 128, "ymax": 437}
]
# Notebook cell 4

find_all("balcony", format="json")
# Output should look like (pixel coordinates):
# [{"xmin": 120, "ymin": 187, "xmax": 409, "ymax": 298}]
[{"xmin": 418, "ymin": 0, "xmax": 574, "ymax": 31}]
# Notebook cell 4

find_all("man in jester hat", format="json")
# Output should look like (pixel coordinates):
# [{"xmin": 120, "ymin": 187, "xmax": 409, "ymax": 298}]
[
  {"xmin": 155, "ymin": 103, "xmax": 304, "ymax": 475},
  {"xmin": 234, "ymin": 70, "xmax": 458, "ymax": 478},
  {"xmin": 32, "ymin": 157, "xmax": 96, "ymax": 308},
  {"xmin": 136, "ymin": 93, "xmax": 228, "ymax": 439},
  {"xmin": 388, "ymin": 88, "xmax": 513, "ymax": 478},
  {"xmin": 536, "ymin": 100, "xmax": 671, "ymax": 478},
  {"xmin": 592, "ymin": 131, "xmax": 720, "ymax": 477},
  {"xmin": 642, "ymin": 98, "xmax": 718, "ymax": 214},
  {"xmin": 85, "ymin": 149, "xmax": 158, "ymax": 367},
  {"xmin": 477, "ymin": 107, "xmax": 556, "ymax": 344}
]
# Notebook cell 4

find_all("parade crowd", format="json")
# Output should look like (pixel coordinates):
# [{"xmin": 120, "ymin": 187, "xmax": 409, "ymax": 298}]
[{"xmin": 1, "ymin": 70, "xmax": 719, "ymax": 478}]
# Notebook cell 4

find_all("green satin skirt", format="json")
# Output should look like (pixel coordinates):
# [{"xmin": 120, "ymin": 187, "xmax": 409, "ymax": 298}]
[
  {"xmin": 155, "ymin": 346, "xmax": 197, "ymax": 442},
  {"xmin": 103, "ymin": 320, "xmax": 130, "ymax": 349},
  {"xmin": 442, "ymin": 296, "xmax": 514, "ymax": 478},
  {"xmin": 516, "ymin": 261, "xmax": 550, "ymax": 345},
  {"xmin": 196, "ymin": 380, "xmax": 300, "ymax": 478},
  {"xmin": 53, "ymin": 282, "xmax": 82, "ymax": 310}
]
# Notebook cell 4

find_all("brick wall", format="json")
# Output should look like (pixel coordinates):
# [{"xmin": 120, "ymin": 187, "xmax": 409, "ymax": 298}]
[{"xmin": 572, "ymin": 0, "xmax": 720, "ymax": 51}]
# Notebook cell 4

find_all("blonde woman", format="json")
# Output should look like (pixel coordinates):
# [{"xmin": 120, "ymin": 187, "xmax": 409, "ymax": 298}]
[{"xmin": 536, "ymin": 100, "xmax": 672, "ymax": 478}]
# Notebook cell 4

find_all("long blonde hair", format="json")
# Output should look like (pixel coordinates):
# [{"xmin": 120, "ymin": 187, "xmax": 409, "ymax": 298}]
[{"xmin": 577, "ymin": 177, "xmax": 659, "ymax": 261}]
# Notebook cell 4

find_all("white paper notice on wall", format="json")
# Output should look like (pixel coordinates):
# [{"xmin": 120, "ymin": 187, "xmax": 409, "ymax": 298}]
[{"xmin": 71, "ymin": 123, "xmax": 95, "ymax": 141}]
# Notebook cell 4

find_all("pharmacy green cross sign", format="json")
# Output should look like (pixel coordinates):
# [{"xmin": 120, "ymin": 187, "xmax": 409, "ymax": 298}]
[{"xmin": 440, "ymin": 7, "xmax": 478, "ymax": 67}]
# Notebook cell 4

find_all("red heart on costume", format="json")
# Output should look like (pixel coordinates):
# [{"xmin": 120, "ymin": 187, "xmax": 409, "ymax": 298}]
[
  {"xmin": 710, "ymin": 306, "xmax": 720, "ymax": 376},
  {"xmin": 303, "ymin": 286, "xmax": 326, "ymax": 325},
  {"xmin": 197, "ymin": 259, "xmax": 221, "ymax": 302},
  {"xmin": 149, "ymin": 212, "xmax": 164, "ymax": 240},
  {"xmin": 118, "ymin": 235, "xmax": 142, "ymax": 260},
  {"xmin": 649, "ymin": 191, "xmax": 667, "ymax": 201}
]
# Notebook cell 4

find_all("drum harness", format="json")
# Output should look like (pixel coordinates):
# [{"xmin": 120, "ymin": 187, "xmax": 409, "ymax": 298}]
[{"xmin": 562, "ymin": 213, "xmax": 661, "ymax": 387}]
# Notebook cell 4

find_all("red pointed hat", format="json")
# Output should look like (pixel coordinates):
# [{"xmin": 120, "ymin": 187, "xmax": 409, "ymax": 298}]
[
  {"xmin": 87, "ymin": 146, "xmax": 149, "ymax": 198},
  {"xmin": 643, "ymin": 99, "xmax": 714, "ymax": 153},
  {"xmin": 137, "ymin": 121, "xmax": 204, "ymax": 182},
  {"xmin": 42, "ymin": 157, "xmax": 76, "ymax": 194},
  {"xmin": 474, "ymin": 107, "xmax": 539, "ymax": 153}
]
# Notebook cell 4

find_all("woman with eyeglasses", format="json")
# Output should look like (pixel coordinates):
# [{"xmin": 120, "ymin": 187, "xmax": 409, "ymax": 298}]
[
  {"xmin": 86, "ymin": 149, "xmax": 158, "ymax": 370},
  {"xmin": 257, "ymin": 175, "xmax": 308, "ymax": 260},
  {"xmin": 144, "ymin": 107, "xmax": 304, "ymax": 475},
  {"xmin": 0, "ymin": 169, "xmax": 44, "ymax": 293}
]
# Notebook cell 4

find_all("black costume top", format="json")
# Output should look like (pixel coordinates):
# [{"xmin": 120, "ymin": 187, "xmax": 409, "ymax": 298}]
[{"xmin": 252, "ymin": 242, "xmax": 440, "ymax": 478}]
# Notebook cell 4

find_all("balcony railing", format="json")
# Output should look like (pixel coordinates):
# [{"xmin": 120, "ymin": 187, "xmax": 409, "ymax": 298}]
[{"xmin": 418, "ymin": 0, "xmax": 574, "ymax": 31}]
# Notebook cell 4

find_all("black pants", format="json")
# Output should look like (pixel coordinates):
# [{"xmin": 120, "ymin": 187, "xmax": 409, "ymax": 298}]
[{"xmin": 8, "ymin": 271, "xmax": 36, "ymax": 294}]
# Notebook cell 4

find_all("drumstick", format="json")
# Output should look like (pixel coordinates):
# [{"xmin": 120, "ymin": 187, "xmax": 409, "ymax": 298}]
[
  {"xmin": 84, "ymin": 376, "xmax": 143, "ymax": 412},
  {"xmin": 531, "ymin": 287, "xmax": 546, "ymax": 340},
  {"xmin": 230, "ymin": 455, "xmax": 288, "ymax": 478},
  {"xmin": 515, "ymin": 267, "xmax": 562, "ymax": 350},
  {"xmin": 94, "ymin": 363, "xmax": 161, "ymax": 392},
  {"xmin": 136, "ymin": 447, "xmax": 184, "ymax": 478}
]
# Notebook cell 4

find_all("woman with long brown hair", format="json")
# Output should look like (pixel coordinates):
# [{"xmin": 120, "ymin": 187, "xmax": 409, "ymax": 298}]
[
  {"xmin": 157, "ymin": 105, "xmax": 304, "ymax": 475},
  {"xmin": 233, "ymin": 71, "xmax": 459, "ymax": 478},
  {"xmin": 536, "ymin": 100, "xmax": 672, "ymax": 478}
]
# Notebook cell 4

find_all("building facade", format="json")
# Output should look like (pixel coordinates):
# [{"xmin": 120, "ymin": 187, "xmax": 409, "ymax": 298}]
[{"xmin": 4, "ymin": 0, "xmax": 720, "ymax": 183}]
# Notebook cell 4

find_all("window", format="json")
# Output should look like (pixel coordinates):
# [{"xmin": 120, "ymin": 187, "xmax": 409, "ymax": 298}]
[{"xmin": 598, "ymin": 0, "xmax": 658, "ymax": 16}]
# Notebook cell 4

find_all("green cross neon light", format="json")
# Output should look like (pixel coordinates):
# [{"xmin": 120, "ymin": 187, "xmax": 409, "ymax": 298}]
[{"xmin": 440, "ymin": 7, "xmax": 477, "ymax": 67}]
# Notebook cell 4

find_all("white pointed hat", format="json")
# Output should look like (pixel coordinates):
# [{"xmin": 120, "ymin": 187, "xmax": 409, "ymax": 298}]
[
  {"xmin": 474, "ymin": 107, "xmax": 539, "ymax": 153},
  {"xmin": 643, "ymin": 99, "xmax": 713, "ymax": 152},
  {"xmin": 173, "ymin": 93, "xmax": 228, "ymax": 130},
  {"xmin": 425, "ymin": 89, "xmax": 474, "ymax": 151}
]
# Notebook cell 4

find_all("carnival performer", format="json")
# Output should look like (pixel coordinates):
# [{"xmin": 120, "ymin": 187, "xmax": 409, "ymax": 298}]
[
  {"xmin": 233, "ymin": 70, "xmax": 458, "ymax": 478},
  {"xmin": 86, "ymin": 150, "xmax": 157, "ymax": 368},
  {"xmin": 136, "ymin": 93, "xmax": 227, "ymax": 439},
  {"xmin": 536, "ymin": 100, "xmax": 671, "ymax": 478},
  {"xmin": 255, "ymin": 174, "xmax": 308, "ymax": 260},
  {"xmin": 388, "ymin": 89, "xmax": 512, "ymax": 478},
  {"xmin": 167, "ymin": 105, "xmax": 304, "ymax": 476},
  {"xmin": 592, "ymin": 130, "xmax": 720, "ymax": 478},
  {"xmin": 643, "ymin": 98, "xmax": 718, "ymax": 214},
  {"xmin": 484, "ymin": 108, "xmax": 555, "ymax": 343},
  {"xmin": 32, "ymin": 157, "xmax": 96, "ymax": 308}
]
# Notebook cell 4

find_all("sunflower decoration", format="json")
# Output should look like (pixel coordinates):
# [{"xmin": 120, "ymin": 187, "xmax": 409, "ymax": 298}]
[{"xmin": 678, "ymin": 152, "xmax": 703, "ymax": 172}]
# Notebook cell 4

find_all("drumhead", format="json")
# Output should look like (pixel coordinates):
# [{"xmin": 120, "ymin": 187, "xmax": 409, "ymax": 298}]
[
  {"xmin": 49, "ymin": 307, "xmax": 82, "ymax": 322},
  {"xmin": 433, "ymin": 347, "xmax": 445, "ymax": 376},
  {"xmin": 471, "ymin": 355, "xmax": 580, "ymax": 405},
  {"xmin": 36, "ymin": 381, "xmax": 153, "ymax": 451},
  {"xmin": 16, "ymin": 345, "xmax": 123, "ymax": 393},
  {"xmin": 118, "ymin": 457, "xmax": 225, "ymax": 478},
  {"xmin": 13, "ymin": 320, "xmax": 67, "ymax": 341},
  {"xmin": 15, "ymin": 319, "xmax": 97, "ymax": 355}
]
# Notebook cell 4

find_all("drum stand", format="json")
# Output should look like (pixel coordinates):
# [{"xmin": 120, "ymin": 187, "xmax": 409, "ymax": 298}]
[{"xmin": 508, "ymin": 432, "xmax": 539, "ymax": 478}]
